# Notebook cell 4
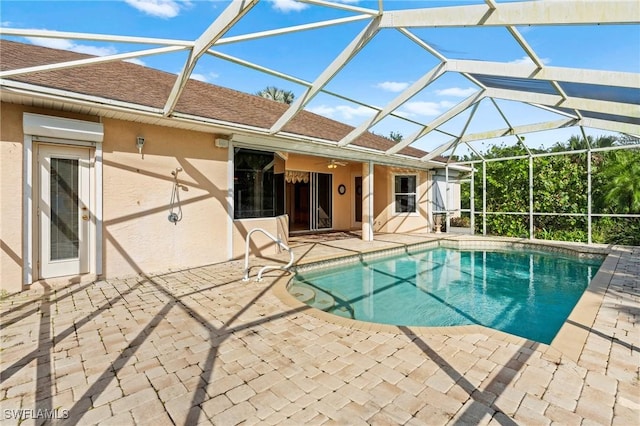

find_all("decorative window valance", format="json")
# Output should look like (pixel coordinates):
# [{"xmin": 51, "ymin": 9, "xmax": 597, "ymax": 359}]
[{"xmin": 285, "ymin": 170, "xmax": 309, "ymax": 183}]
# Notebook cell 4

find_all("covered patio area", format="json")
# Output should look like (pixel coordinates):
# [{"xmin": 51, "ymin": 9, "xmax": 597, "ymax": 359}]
[{"xmin": 1, "ymin": 234, "xmax": 638, "ymax": 425}]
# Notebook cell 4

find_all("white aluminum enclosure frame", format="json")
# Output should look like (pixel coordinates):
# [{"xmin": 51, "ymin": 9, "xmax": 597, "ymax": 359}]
[
  {"xmin": 2, "ymin": 0, "xmax": 637, "ymax": 156},
  {"xmin": 451, "ymin": 144, "xmax": 640, "ymax": 244},
  {"xmin": 1, "ymin": 0, "xmax": 639, "ymax": 245}
]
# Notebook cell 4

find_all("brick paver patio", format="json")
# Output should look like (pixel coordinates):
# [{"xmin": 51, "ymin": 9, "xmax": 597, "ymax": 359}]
[{"xmin": 1, "ymin": 235, "xmax": 638, "ymax": 425}]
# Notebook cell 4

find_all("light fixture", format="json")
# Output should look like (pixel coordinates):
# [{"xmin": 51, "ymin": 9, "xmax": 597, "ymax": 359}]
[
  {"xmin": 214, "ymin": 137, "xmax": 229, "ymax": 148},
  {"xmin": 136, "ymin": 136, "xmax": 145, "ymax": 154},
  {"xmin": 327, "ymin": 160, "xmax": 337, "ymax": 169}
]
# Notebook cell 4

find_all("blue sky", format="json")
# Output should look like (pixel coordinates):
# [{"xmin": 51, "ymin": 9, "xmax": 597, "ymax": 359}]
[{"xmin": 2, "ymin": 0, "xmax": 639, "ymax": 155}]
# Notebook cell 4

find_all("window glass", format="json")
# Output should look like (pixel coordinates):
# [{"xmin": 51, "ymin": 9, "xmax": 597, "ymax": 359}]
[
  {"xmin": 234, "ymin": 149, "xmax": 284, "ymax": 219},
  {"xmin": 395, "ymin": 175, "xmax": 417, "ymax": 213},
  {"xmin": 395, "ymin": 176, "xmax": 416, "ymax": 193}
]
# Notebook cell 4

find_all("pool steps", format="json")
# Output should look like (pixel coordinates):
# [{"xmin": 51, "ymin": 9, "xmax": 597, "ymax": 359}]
[{"xmin": 289, "ymin": 282, "xmax": 354, "ymax": 319}]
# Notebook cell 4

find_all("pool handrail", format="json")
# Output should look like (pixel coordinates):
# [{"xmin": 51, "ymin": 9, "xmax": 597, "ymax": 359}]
[{"xmin": 243, "ymin": 228, "xmax": 294, "ymax": 282}]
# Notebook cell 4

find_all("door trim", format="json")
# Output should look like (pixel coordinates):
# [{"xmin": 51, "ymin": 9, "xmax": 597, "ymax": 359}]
[
  {"xmin": 23, "ymin": 113, "xmax": 103, "ymax": 285},
  {"xmin": 38, "ymin": 145, "xmax": 91, "ymax": 278}
]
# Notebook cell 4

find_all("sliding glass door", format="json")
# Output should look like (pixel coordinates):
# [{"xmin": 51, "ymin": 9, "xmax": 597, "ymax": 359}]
[{"xmin": 311, "ymin": 172, "xmax": 332, "ymax": 230}]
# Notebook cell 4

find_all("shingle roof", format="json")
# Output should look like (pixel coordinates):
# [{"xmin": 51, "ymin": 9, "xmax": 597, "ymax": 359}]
[{"xmin": 0, "ymin": 40, "xmax": 434, "ymax": 160}]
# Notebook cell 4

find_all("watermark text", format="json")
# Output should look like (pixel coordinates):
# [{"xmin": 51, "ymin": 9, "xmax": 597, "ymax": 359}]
[{"xmin": 3, "ymin": 408, "xmax": 69, "ymax": 420}]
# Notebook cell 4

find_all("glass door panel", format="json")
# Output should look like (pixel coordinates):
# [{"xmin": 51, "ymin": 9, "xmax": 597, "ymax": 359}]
[
  {"xmin": 39, "ymin": 145, "xmax": 90, "ymax": 278},
  {"xmin": 355, "ymin": 176, "xmax": 362, "ymax": 223},
  {"xmin": 50, "ymin": 158, "xmax": 80, "ymax": 260},
  {"xmin": 310, "ymin": 172, "xmax": 332, "ymax": 230}
]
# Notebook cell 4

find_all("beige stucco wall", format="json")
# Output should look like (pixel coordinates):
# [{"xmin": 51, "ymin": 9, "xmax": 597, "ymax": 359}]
[
  {"xmin": 232, "ymin": 215, "xmax": 288, "ymax": 260},
  {"xmin": 0, "ymin": 103, "xmax": 232, "ymax": 291},
  {"xmin": 1, "ymin": 103, "xmax": 105, "ymax": 293},
  {"xmin": 374, "ymin": 166, "xmax": 432, "ymax": 234},
  {"xmin": 101, "ymin": 118, "xmax": 229, "ymax": 277},
  {"xmin": 277, "ymin": 155, "xmax": 435, "ymax": 235},
  {"xmin": 1, "ymin": 104, "xmax": 24, "ymax": 293},
  {"xmin": 1, "ymin": 101, "xmax": 440, "ymax": 293}
]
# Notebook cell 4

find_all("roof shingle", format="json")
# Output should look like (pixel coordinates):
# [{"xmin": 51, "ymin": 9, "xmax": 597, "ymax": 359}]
[{"xmin": 0, "ymin": 39, "xmax": 434, "ymax": 160}]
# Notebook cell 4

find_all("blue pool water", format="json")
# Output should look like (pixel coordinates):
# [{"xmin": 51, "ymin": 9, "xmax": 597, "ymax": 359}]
[{"xmin": 290, "ymin": 247, "xmax": 603, "ymax": 344}]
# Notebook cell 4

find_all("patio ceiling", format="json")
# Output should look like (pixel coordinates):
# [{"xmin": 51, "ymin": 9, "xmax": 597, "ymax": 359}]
[{"xmin": 1, "ymin": 0, "xmax": 639, "ymax": 164}]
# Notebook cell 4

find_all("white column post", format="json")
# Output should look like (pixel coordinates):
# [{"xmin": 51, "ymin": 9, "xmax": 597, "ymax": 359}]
[
  {"xmin": 470, "ymin": 166, "xmax": 475, "ymax": 234},
  {"xmin": 362, "ymin": 161, "xmax": 374, "ymax": 241},
  {"xmin": 587, "ymin": 150, "xmax": 592, "ymax": 244},
  {"xmin": 227, "ymin": 141, "xmax": 235, "ymax": 259},
  {"xmin": 95, "ymin": 142, "xmax": 103, "ymax": 275},
  {"xmin": 445, "ymin": 165, "xmax": 450, "ymax": 231},
  {"xmin": 529, "ymin": 155, "xmax": 534, "ymax": 240},
  {"xmin": 482, "ymin": 161, "xmax": 487, "ymax": 236}
]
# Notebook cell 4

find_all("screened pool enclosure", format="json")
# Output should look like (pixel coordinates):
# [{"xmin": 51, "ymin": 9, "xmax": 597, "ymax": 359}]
[{"xmin": 2, "ymin": 0, "xmax": 638, "ymax": 245}]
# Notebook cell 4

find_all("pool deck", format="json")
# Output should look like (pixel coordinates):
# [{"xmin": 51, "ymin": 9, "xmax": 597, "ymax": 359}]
[{"xmin": 1, "ymin": 234, "xmax": 638, "ymax": 425}]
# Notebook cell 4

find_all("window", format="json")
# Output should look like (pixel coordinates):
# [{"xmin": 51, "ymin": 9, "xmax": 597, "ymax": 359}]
[
  {"xmin": 395, "ymin": 175, "xmax": 417, "ymax": 213},
  {"xmin": 234, "ymin": 149, "xmax": 284, "ymax": 219}
]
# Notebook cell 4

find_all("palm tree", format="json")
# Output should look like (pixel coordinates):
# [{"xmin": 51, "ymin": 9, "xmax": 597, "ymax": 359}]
[
  {"xmin": 255, "ymin": 86, "xmax": 295, "ymax": 104},
  {"xmin": 388, "ymin": 131, "xmax": 403, "ymax": 143},
  {"xmin": 602, "ymin": 150, "xmax": 640, "ymax": 213}
]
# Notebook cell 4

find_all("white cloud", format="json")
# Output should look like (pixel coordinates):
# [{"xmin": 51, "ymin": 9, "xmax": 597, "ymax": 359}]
[
  {"xmin": 401, "ymin": 101, "xmax": 453, "ymax": 117},
  {"xmin": 124, "ymin": 0, "xmax": 190, "ymax": 18},
  {"xmin": 376, "ymin": 81, "xmax": 410, "ymax": 92},
  {"xmin": 335, "ymin": 105, "xmax": 375, "ymax": 120},
  {"xmin": 435, "ymin": 87, "xmax": 477, "ymax": 97},
  {"xmin": 509, "ymin": 55, "xmax": 551, "ymax": 65},
  {"xmin": 307, "ymin": 105, "xmax": 336, "ymax": 118},
  {"xmin": 307, "ymin": 104, "xmax": 374, "ymax": 121},
  {"xmin": 268, "ymin": 0, "xmax": 308, "ymax": 12},
  {"xmin": 190, "ymin": 73, "xmax": 207, "ymax": 82},
  {"xmin": 72, "ymin": 44, "xmax": 118, "ymax": 56},
  {"xmin": 25, "ymin": 37, "xmax": 117, "ymax": 56},
  {"xmin": 124, "ymin": 58, "xmax": 146, "ymax": 66},
  {"xmin": 189, "ymin": 72, "xmax": 219, "ymax": 83},
  {"xmin": 269, "ymin": 0, "xmax": 360, "ymax": 12}
]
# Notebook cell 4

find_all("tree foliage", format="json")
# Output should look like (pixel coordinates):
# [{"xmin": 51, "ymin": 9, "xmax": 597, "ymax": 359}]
[
  {"xmin": 462, "ymin": 135, "xmax": 640, "ymax": 245},
  {"xmin": 601, "ymin": 150, "xmax": 640, "ymax": 214},
  {"xmin": 255, "ymin": 86, "xmax": 295, "ymax": 104},
  {"xmin": 388, "ymin": 131, "xmax": 403, "ymax": 143}
]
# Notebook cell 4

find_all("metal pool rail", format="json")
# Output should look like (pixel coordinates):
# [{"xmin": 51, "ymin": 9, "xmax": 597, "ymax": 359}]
[{"xmin": 243, "ymin": 228, "xmax": 294, "ymax": 282}]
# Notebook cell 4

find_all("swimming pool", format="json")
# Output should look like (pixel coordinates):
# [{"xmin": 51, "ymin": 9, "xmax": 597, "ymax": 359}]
[{"xmin": 289, "ymin": 246, "xmax": 604, "ymax": 344}]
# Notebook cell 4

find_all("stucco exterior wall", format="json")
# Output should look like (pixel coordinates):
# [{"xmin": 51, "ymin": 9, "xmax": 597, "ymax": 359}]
[
  {"xmin": 374, "ymin": 167, "xmax": 431, "ymax": 234},
  {"xmin": 0, "ymin": 103, "xmax": 232, "ymax": 291},
  {"xmin": 0, "ymin": 104, "xmax": 24, "ymax": 293},
  {"xmin": 101, "ymin": 118, "xmax": 229, "ymax": 277},
  {"xmin": 1, "ymin": 102, "xmax": 441, "ymax": 293},
  {"xmin": 232, "ymin": 215, "xmax": 288, "ymax": 260},
  {"xmin": 1, "ymin": 103, "xmax": 104, "ymax": 293}
]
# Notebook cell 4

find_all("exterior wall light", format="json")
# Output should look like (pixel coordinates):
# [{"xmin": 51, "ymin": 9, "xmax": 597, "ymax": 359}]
[
  {"xmin": 136, "ymin": 136, "xmax": 145, "ymax": 154},
  {"xmin": 215, "ymin": 138, "xmax": 229, "ymax": 148}
]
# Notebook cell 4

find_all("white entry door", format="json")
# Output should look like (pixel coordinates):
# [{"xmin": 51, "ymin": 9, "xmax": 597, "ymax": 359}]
[{"xmin": 38, "ymin": 145, "xmax": 91, "ymax": 279}]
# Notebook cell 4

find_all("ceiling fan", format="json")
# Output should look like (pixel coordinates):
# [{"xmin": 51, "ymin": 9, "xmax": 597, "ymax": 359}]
[{"xmin": 324, "ymin": 159, "xmax": 348, "ymax": 169}]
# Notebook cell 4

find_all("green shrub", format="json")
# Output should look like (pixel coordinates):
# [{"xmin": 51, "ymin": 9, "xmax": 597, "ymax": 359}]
[
  {"xmin": 450, "ymin": 216, "xmax": 471, "ymax": 227},
  {"xmin": 592, "ymin": 217, "xmax": 640, "ymax": 245}
]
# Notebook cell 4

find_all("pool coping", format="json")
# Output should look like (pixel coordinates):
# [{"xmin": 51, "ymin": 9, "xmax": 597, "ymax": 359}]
[{"xmin": 272, "ymin": 236, "xmax": 619, "ymax": 363}]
